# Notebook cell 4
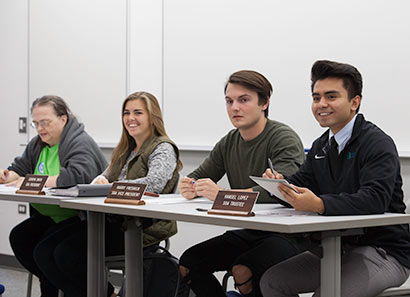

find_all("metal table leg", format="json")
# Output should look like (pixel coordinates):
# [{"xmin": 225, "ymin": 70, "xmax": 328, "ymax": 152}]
[
  {"xmin": 320, "ymin": 235, "xmax": 341, "ymax": 297},
  {"xmin": 87, "ymin": 211, "xmax": 105, "ymax": 297},
  {"xmin": 124, "ymin": 217, "xmax": 143, "ymax": 297}
]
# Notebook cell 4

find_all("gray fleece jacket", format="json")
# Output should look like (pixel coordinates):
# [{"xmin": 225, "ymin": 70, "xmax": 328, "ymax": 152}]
[{"xmin": 9, "ymin": 117, "xmax": 107, "ymax": 222}]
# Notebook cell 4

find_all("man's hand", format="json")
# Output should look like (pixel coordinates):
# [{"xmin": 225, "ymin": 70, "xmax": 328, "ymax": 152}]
[
  {"xmin": 194, "ymin": 178, "xmax": 223, "ymax": 201},
  {"xmin": 278, "ymin": 183, "xmax": 324, "ymax": 214},
  {"xmin": 262, "ymin": 168, "xmax": 284, "ymax": 180},
  {"xmin": 178, "ymin": 177, "xmax": 197, "ymax": 200}
]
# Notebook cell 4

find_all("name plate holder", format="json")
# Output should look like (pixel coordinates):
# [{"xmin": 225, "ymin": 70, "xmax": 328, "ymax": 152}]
[
  {"xmin": 208, "ymin": 190, "xmax": 259, "ymax": 217},
  {"xmin": 104, "ymin": 182, "xmax": 147, "ymax": 206},
  {"xmin": 16, "ymin": 174, "xmax": 48, "ymax": 195}
]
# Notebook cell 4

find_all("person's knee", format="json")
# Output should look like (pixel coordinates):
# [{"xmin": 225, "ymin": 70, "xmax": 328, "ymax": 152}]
[
  {"xmin": 9, "ymin": 222, "xmax": 26, "ymax": 250},
  {"xmin": 32, "ymin": 242, "xmax": 49, "ymax": 271},
  {"xmin": 179, "ymin": 248, "xmax": 199, "ymax": 274},
  {"xmin": 232, "ymin": 264, "xmax": 253, "ymax": 295},
  {"xmin": 259, "ymin": 268, "xmax": 272, "ymax": 296},
  {"xmin": 9, "ymin": 225, "xmax": 19, "ymax": 250},
  {"xmin": 54, "ymin": 242, "xmax": 84, "ymax": 274}
]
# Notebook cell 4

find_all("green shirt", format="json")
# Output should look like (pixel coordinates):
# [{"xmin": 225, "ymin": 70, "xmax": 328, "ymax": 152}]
[
  {"xmin": 33, "ymin": 144, "xmax": 78, "ymax": 223},
  {"xmin": 188, "ymin": 119, "xmax": 305, "ymax": 203}
]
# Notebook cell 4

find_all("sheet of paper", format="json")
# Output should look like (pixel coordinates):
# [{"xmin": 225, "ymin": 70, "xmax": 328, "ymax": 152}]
[
  {"xmin": 0, "ymin": 184, "xmax": 18, "ymax": 194},
  {"xmin": 143, "ymin": 195, "xmax": 210, "ymax": 205},
  {"xmin": 250, "ymin": 176, "xmax": 298, "ymax": 203}
]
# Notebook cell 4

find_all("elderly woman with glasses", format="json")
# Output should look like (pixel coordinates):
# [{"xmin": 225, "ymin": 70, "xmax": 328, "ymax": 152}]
[{"xmin": 3, "ymin": 95, "xmax": 107, "ymax": 297}]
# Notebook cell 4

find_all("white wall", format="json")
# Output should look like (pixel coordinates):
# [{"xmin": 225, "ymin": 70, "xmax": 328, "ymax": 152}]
[{"xmin": 0, "ymin": 0, "xmax": 30, "ymax": 255}]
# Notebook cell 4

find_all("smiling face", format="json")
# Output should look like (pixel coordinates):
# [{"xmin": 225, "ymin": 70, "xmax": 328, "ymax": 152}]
[
  {"xmin": 225, "ymin": 83, "xmax": 268, "ymax": 137},
  {"xmin": 123, "ymin": 98, "xmax": 152, "ymax": 144},
  {"xmin": 311, "ymin": 78, "xmax": 360, "ymax": 134},
  {"xmin": 32, "ymin": 105, "xmax": 67, "ymax": 147}
]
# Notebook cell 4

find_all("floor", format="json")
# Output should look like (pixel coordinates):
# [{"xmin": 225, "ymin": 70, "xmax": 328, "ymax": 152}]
[
  {"xmin": 0, "ymin": 267, "xmax": 40, "ymax": 297},
  {"xmin": 0, "ymin": 266, "xmax": 314, "ymax": 297}
]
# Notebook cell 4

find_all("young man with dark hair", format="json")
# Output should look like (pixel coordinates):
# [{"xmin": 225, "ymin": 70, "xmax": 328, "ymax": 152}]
[
  {"xmin": 260, "ymin": 60, "xmax": 410, "ymax": 297},
  {"xmin": 178, "ymin": 70, "xmax": 306, "ymax": 297}
]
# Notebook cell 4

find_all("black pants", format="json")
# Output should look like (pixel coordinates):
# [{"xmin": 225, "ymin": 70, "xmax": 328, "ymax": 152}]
[
  {"xmin": 179, "ymin": 229, "xmax": 307, "ymax": 297},
  {"xmin": 10, "ymin": 212, "xmax": 125, "ymax": 297},
  {"xmin": 34, "ymin": 215, "xmax": 125, "ymax": 297},
  {"xmin": 9, "ymin": 212, "xmax": 81, "ymax": 297}
]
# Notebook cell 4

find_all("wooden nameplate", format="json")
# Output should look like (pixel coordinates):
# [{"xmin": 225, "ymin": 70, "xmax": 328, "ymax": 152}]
[
  {"xmin": 207, "ymin": 209, "xmax": 255, "ymax": 217},
  {"xmin": 16, "ymin": 189, "xmax": 46, "ymax": 195},
  {"xmin": 104, "ymin": 182, "xmax": 147, "ymax": 206},
  {"xmin": 207, "ymin": 190, "xmax": 259, "ymax": 217},
  {"xmin": 16, "ymin": 174, "xmax": 48, "ymax": 195}
]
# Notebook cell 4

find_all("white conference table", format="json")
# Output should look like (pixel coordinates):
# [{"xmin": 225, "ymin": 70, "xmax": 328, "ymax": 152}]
[
  {"xmin": 0, "ymin": 191, "xmax": 70, "ymax": 205},
  {"xmin": 60, "ymin": 195, "xmax": 410, "ymax": 297}
]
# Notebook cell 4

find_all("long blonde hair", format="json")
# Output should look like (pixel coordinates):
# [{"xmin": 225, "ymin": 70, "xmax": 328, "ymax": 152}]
[{"xmin": 109, "ymin": 91, "xmax": 182, "ymax": 172}]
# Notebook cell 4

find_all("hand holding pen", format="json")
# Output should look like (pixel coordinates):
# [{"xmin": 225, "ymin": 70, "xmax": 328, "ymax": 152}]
[
  {"xmin": 178, "ymin": 177, "xmax": 197, "ymax": 200},
  {"xmin": 263, "ymin": 158, "xmax": 284, "ymax": 180}
]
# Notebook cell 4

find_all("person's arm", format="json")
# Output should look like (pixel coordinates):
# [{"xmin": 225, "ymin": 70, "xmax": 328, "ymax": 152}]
[
  {"xmin": 1, "ymin": 170, "xmax": 21, "ymax": 185},
  {"xmin": 184, "ymin": 139, "xmax": 227, "ymax": 200},
  {"xmin": 262, "ymin": 142, "xmax": 320, "ymax": 208},
  {"xmin": 319, "ymin": 136, "xmax": 401, "ymax": 216},
  {"xmin": 255, "ymin": 126, "xmax": 306, "ymax": 203},
  {"xmin": 92, "ymin": 175, "xmax": 110, "ymax": 184},
  {"xmin": 277, "ymin": 183, "xmax": 325, "ymax": 213},
  {"xmin": 8, "ymin": 138, "xmax": 41, "ymax": 178},
  {"xmin": 57, "ymin": 134, "xmax": 108, "ymax": 186},
  {"xmin": 0, "ymin": 169, "xmax": 18, "ymax": 184},
  {"xmin": 125, "ymin": 143, "xmax": 177, "ymax": 193},
  {"xmin": 45, "ymin": 175, "xmax": 58, "ymax": 187},
  {"xmin": 178, "ymin": 177, "xmax": 197, "ymax": 199},
  {"xmin": 91, "ymin": 167, "xmax": 111, "ymax": 184},
  {"xmin": 188, "ymin": 140, "xmax": 226, "ymax": 182}
]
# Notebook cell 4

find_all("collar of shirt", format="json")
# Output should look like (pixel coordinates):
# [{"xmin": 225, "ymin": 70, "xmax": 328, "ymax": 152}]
[{"xmin": 329, "ymin": 114, "xmax": 358, "ymax": 154}]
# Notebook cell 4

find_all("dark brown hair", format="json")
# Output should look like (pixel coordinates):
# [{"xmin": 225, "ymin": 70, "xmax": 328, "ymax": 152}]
[
  {"xmin": 311, "ymin": 60, "xmax": 363, "ymax": 112},
  {"xmin": 224, "ymin": 70, "xmax": 272, "ymax": 117}
]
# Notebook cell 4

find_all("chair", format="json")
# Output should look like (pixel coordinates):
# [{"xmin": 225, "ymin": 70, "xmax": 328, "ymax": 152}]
[
  {"xmin": 376, "ymin": 282, "xmax": 410, "ymax": 297},
  {"xmin": 222, "ymin": 270, "xmax": 233, "ymax": 292},
  {"xmin": 105, "ymin": 239, "xmax": 171, "ymax": 295},
  {"xmin": 26, "ymin": 272, "xmax": 64, "ymax": 297}
]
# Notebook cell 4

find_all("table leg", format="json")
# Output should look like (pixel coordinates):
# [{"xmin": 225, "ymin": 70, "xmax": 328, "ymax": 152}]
[
  {"xmin": 320, "ymin": 235, "xmax": 341, "ymax": 297},
  {"xmin": 124, "ymin": 217, "xmax": 143, "ymax": 297},
  {"xmin": 87, "ymin": 211, "xmax": 105, "ymax": 297}
]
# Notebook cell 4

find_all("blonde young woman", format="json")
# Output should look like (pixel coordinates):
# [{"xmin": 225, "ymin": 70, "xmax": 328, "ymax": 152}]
[{"xmin": 35, "ymin": 92, "xmax": 182, "ymax": 297}]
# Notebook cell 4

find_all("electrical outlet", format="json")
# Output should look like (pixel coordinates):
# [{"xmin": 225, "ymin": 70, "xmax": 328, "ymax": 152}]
[
  {"xmin": 19, "ymin": 117, "xmax": 27, "ymax": 133},
  {"xmin": 18, "ymin": 204, "xmax": 27, "ymax": 214}
]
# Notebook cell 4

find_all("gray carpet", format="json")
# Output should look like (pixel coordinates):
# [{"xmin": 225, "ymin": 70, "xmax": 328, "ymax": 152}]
[{"xmin": 0, "ymin": 267, "xmax": 40, "ymax": 297}]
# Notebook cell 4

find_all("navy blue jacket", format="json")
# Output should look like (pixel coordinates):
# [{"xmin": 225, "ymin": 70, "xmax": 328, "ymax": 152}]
[{"xmin": 287, "ymin": 114, "xmax": 410, "ymax": 268}]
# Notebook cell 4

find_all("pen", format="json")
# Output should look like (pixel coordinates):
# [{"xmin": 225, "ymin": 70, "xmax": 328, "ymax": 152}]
[
  {"xmin": 184, "ymin": 176, "xmax": 196, "ymax": 184},
  {"xmin": 195, "ymin": 208, "xmax": 209, "ymax": 212},
  {"xmin": 268, "ymin": 158, "xmax": 278, "ymax": 178},
  {"xmin": 144, "ymin": 191, "xmax": 160, "ymax": 197}
]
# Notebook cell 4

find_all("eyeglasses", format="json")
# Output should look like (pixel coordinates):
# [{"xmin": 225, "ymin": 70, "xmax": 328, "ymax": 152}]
[{"xmin": 31, "ymin": 119, "xmax": 51, "ymax": 129}]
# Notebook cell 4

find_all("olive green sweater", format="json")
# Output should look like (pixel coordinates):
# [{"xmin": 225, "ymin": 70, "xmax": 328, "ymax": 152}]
[{"xmin": 189, "ymin": 119, "xmax": 305, "ymax": 203}]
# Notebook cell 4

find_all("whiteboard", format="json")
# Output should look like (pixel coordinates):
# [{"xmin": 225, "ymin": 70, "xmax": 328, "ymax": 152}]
[
  {"xmin": 29, "ymin": 0, "xmax": 127, "ymax": 145},
  {"xmin": 28, "ymin": 0, "xmax": 410, "ymax": 155},
  {"xmin": 162, "ymin": 0, "xmax": 410, "ymax": 154}
]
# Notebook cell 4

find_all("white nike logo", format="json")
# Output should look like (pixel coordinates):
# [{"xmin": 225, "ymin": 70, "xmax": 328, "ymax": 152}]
[{"xmin": 314, "ymin": 154, "xmax": 326, "ymax": 159}]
